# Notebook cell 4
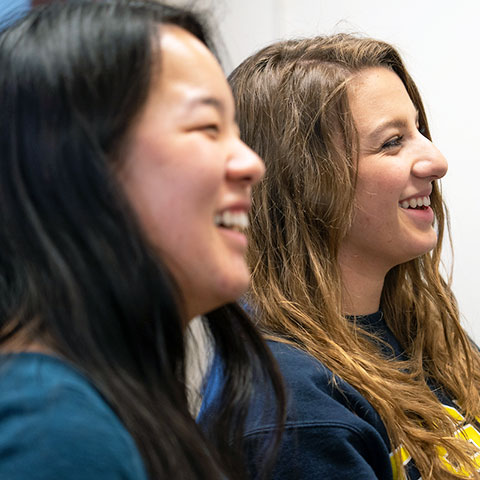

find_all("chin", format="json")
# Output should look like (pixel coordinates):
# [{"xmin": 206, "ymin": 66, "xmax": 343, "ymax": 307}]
[
  {"xmin": 402, "ymin": 243, "xmax": 438, "ymax": 265},
  {"xmin": 217, "ymin": 272, "xmax": 251, "ymax": 305},
  {"xmin": 221, "ymin": 281, "xmax": 250, "ymax": 305},
  {"xmin": 419, "ymin": 236, "xmax": 439, "ymax": 256},
  {"xmin": 405, "ymin": 231, "xmax": 438, "ymax": 257},
  {"xmin": 193, "ymin": 276, "xmax": 250, "ymax": 317}
]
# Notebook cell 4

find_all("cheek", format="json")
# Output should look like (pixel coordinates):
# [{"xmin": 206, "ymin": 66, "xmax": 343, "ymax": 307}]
[
  {"xmin": 143, "ymin": 174, "xmax": 224, "ymax": 260},
  {"xmin": 119, "ymin": 135, "xmax": 227, "ymax": 254},
  {"xmin": 353, "ymin": 175, "xmax": 404, "ymax": 229},
  {"xmin": 122, "ymin": 159, "xmax": 219, "ymax": 232},
  {"xmin": 356, "ymin": 165, "xmax": 407, "ymax": 203}
]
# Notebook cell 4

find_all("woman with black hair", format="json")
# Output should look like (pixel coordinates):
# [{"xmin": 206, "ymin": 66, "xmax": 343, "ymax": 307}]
[{"xmin": 0, "ymin": 2, "xmax": 284, "ymax": 478}]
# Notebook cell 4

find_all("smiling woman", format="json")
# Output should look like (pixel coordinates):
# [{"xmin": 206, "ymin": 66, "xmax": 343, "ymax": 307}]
[
  {"xmin": 339, "ymin": 66, "xmax": 448, "ymax": 314},
  {"xmin": 0, "ymin": 2, "xmax": 283, "ymax": 479},
  {"xmin": 118, "ymin": 25, "xmax": 264, "ymax": 320},
  {"xmin": 199, "ymin": 34, "xmax": 480, "ymax": 479}
]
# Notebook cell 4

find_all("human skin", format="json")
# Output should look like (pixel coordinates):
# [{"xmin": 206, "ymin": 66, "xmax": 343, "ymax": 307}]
[
  {"xmin": 118, "ymin": 26, "xmax": 265, "ymax": 321},
  {"xmin": 339, "ymin": 67, "xmax": 447, "ymax": 315}
]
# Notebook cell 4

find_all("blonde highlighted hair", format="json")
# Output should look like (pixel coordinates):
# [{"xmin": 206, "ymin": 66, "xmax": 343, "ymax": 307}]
[{"xmin": 230, "ymin": 34, "xmax": 480, "ymax": 479}]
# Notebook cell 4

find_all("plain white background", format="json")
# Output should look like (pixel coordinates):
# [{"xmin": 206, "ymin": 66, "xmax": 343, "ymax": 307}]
[{"xmin": 186, "ymin": 0, "xmax": 480, "ymax": 341}]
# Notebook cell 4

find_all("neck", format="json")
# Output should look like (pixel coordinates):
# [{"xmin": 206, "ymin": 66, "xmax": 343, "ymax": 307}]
[
  {"xmin": 0, "ymin": 339, "xmax": 54, "ymax": 355},
  {"xmin": 0, "ymin": 320, "xmax": 55, "ymax": 355},
  {"xmin": 338, "ymin": 250, "xmax": 388, "ymax": 316}
]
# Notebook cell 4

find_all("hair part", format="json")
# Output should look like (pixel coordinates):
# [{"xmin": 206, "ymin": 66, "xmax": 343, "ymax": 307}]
[{"xmin": 231, "ymin": 33, "xmax": 480, "ymax": 479}]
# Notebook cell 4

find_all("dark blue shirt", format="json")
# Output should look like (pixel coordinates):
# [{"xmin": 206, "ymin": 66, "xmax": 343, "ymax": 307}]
[
  {"xmin": 199, "ymin": 311, "xmax": 477, "ymax": 479},
  {"xmin": 0, "ymin": 352, "xmax": 148, "ymax": 479},
  {"xmin": 200, "ymin": 335, "xmax": 393, "ymax": 479}
]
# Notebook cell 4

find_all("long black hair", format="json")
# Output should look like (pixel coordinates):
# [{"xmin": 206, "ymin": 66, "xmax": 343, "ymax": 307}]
[{"xmin": 0, "ymin": 1, "xmax": 284, "ymax": 478}]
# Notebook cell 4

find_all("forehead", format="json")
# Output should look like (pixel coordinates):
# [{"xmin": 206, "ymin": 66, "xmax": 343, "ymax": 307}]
[
  {"xmin": 150, "ymin": 25, "xmax": 230, "ymax": 105},
  {"xmin": 347, "ymin": 67, "xmax": 416, "ymax": 129}
]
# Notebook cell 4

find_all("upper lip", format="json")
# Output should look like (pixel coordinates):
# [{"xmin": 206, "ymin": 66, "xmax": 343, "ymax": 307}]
[
  {"xmin": 399, "ymin": 188, "xmax": 432, "ymax": 203},
  {"xmin": 216, "ymin": 200, "xmax": 251, "ymax": 214}
]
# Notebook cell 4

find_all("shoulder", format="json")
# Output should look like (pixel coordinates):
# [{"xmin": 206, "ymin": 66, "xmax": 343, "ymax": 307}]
[
  {"xmin": 264, "ymin": 340, "xmax": 384, "ymax": 431},
  {"xmin": 198, "ymin": 341, "xmax": 393, "ymax": 479},
  {"xmin": 0, "ymin": 353, "xmax": 147, "ymax": 480},
  {"xmin": 246, "ymin": 341, "xmax": 393, "ymax": 479},
  {"xmin": 267, "ymin": 340, "xmax": 333, "ymax": 392}
]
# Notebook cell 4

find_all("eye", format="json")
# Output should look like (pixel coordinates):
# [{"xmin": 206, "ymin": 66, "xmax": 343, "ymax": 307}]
[
  {"xmin": 200, "ymin": 124, "xmax": 221, "ymax": 138},
  {"xmin": 187, "ymin": 121, "xmax": 222, "ymax": 138},
  {"xmin": 381, "ymin": 135, "xmax": 403, "ymax": 150}
]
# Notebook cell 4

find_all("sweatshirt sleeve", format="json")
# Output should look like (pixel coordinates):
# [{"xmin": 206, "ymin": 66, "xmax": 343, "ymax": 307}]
[{"xmin": 244, "ymin": 419, "xmax": 391, "ymax": 479}]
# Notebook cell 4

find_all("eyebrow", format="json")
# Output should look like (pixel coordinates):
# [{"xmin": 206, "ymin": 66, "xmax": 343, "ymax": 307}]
[
  {"xmin": 367, "ymin": 110, "xmax": 420, "ymax": 142},
  {"xmin": 185, "ymin": 96, "xmax": 225, "ymax": 115},
  {"xmin": 368, "ymin": 119, "xmax": 408, "ymax": 141}
]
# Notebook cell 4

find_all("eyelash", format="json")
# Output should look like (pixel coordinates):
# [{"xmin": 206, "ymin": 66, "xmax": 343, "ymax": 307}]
[
  {"xmin": 203, "ymin": 124, "xmax": 219, "ymax": 130},
  {"xmin": 381, "ymin": 135, "xmax": 403, "ymax": 150},
  {"xmin": 380, "ymin": 119, "xmax": 427, "ymax": 150}
]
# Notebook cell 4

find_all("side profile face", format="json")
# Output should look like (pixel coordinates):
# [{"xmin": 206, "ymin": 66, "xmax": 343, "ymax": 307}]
[
  {"xmin": 119, "ymin": 25, "xmax": 264, "ymax": 320},
  {"xmin": 339, "ymin": 67, "xmax": 448, "ymax": 276}
]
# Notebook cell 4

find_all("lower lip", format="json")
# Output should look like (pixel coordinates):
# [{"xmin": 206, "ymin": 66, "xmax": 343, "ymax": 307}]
[
  {"xmin": 217, "ymin": 226, "xmax": 248, "ymax": 250},
  {"xmin": 400, "ymin": 205, "xmax": 434, "ymax": 223}
]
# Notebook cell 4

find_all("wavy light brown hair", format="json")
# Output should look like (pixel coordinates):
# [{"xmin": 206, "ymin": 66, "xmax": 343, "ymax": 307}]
[{"xmin": 230, "ymin": 34, "xmax": 480, "ymax": 479}]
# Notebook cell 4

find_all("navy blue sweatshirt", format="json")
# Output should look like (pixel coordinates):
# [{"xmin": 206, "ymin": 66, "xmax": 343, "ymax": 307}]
[{"xmin": 199, "ymin": 311, "xmax": 479, "ymax": 479}]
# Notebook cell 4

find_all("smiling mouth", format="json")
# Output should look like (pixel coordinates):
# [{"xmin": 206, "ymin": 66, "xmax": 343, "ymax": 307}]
[
  {"xmin": 399, "ymin": 196, "xmax": 431, "ymax": 210},
  {"xmin": 214, "ymin": 210, "xmax": 249, "ymax": 233}
]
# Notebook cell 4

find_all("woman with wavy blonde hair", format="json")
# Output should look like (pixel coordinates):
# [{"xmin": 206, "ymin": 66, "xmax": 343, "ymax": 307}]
[{"xmin": 200, "ymin": 34, "xmax": 480, "ymax": 479}]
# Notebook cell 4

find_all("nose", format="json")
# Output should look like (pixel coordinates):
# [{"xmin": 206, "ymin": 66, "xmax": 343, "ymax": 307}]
[
  {"xmin": 412, "ymin": 136, "xmax": 448, "ymax": 180},
  {"xmin": 226, "ymin": 138, "xmax": 265, "ymax": 186}
]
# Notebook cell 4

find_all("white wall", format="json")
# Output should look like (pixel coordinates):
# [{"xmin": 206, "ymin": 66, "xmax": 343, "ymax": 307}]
[{"xmin": 183, "ymin": 0, "xmax": 480, "ymax": 340}]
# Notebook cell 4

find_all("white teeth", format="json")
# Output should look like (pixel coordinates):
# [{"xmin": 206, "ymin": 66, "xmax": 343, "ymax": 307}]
[
  {"xmin": 214, "ymin": 211, "xmax": 249, "ymax": 230},
  {"xmin": 399, "ymin": 195, "xmax": 431, "ymax": 209}
]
